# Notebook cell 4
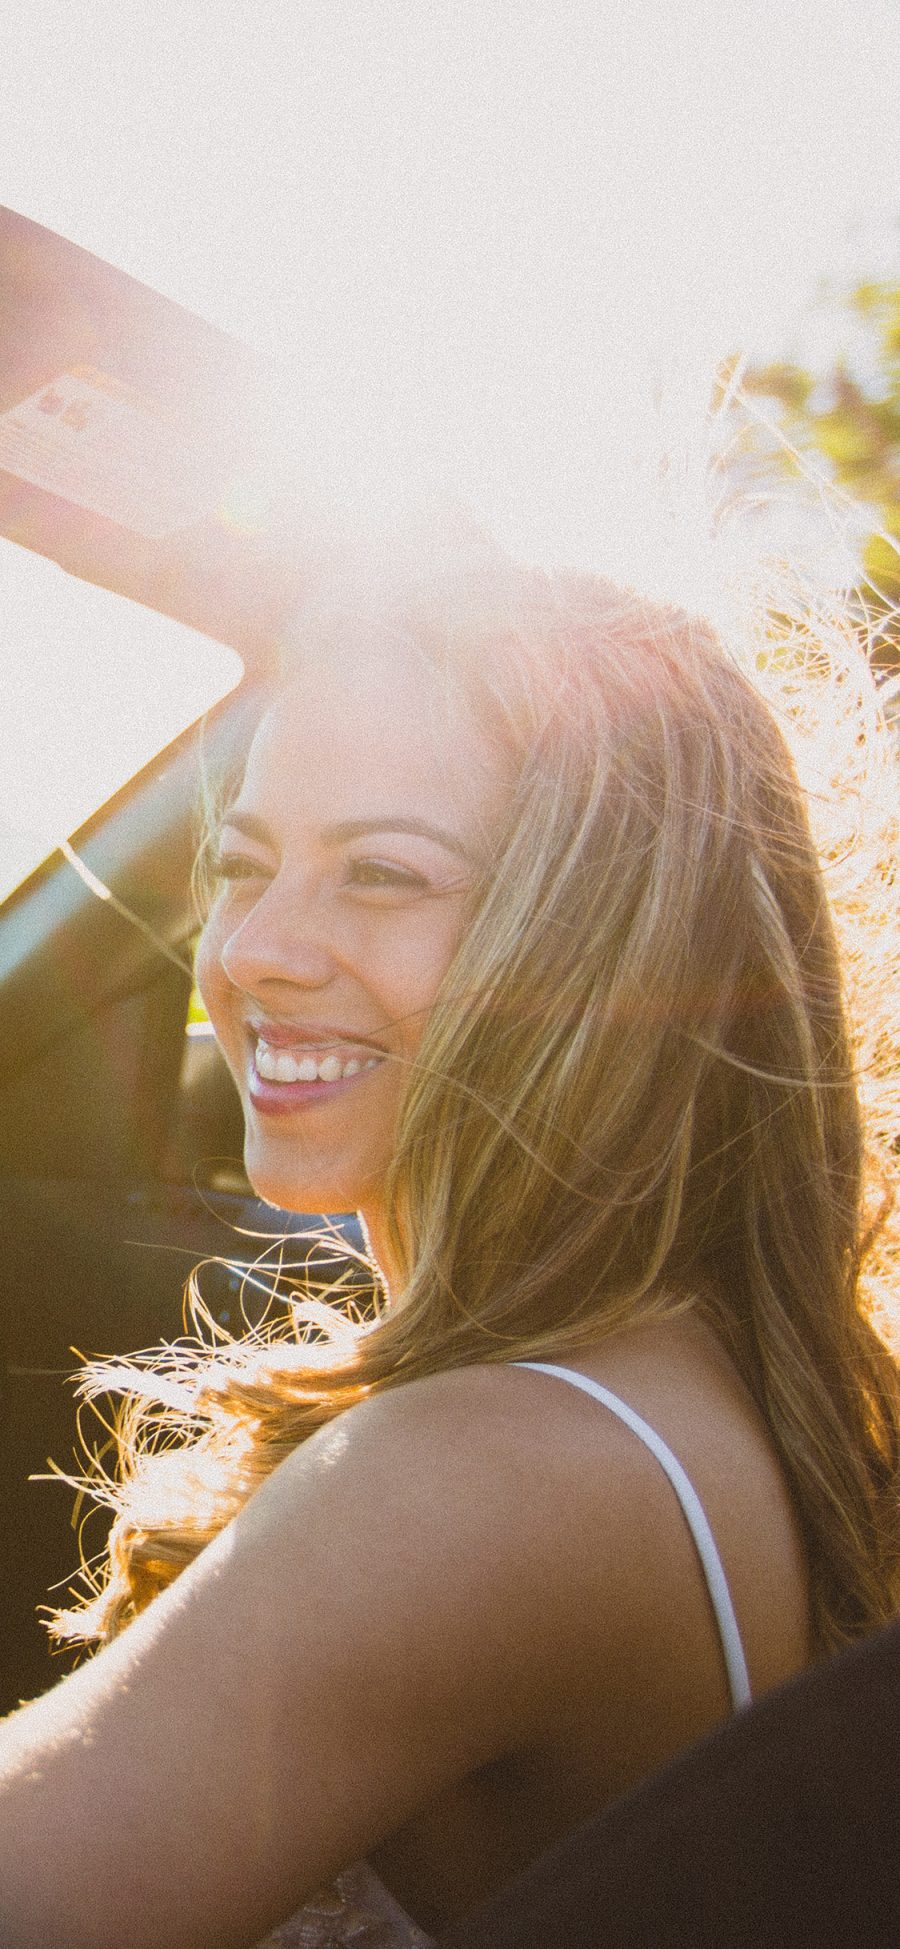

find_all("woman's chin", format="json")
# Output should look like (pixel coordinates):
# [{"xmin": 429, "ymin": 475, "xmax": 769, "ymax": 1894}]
[{"xmin": 242, "ymin": 1148, "xmax": 373, "ymax": 1220}]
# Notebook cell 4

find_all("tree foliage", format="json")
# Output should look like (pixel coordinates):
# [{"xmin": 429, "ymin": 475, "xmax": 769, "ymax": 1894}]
[{"xmin": 721, "ymin": 277, "xmax": 900, "ymax": 670}]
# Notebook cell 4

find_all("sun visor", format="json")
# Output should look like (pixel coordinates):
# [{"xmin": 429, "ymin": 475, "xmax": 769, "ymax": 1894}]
[{"xmin": 0, "ymin": 208, "xmax": 306, "ymax": 666}]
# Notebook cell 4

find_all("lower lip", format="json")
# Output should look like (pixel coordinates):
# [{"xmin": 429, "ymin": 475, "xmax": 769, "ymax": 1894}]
[{"xmin": 247, "ymin": 1060, "xmax": 383, "ymax": 1118}]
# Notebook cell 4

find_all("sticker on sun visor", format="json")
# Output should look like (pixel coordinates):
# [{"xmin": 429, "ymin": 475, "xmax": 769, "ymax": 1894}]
[{"xmin": 0, "ymin": 364, "xmax": 224, "ymax": 538}]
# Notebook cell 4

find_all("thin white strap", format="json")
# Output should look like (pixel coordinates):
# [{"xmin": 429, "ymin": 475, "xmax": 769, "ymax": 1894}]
[{"xmin": 512, "ymin": 1360, "xmax": 753, "ymax": 1712}]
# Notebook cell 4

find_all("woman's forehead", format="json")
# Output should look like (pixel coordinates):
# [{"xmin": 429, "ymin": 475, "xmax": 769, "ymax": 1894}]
[
  {"xmin": 236, "ymin": 642, "xmax": 507, "ymax": 836},
  {"xmin": 282, "ymin": 629, "xmax": 449, "ymax": 722}
]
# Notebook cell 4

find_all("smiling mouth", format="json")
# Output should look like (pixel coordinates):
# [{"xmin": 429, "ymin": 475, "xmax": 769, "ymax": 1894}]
[
  {"xmin": 250, "ymin": 1033, "xmax": 387, "ymax": 1087},
  {"xmin": 254, "ymin": 1039, "xmax": 384, "ymax": 1085}
]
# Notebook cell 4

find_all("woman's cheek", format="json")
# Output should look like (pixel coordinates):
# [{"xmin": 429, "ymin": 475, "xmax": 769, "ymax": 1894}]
[{"xmin": 390, "ymin": 898, "xmax": 469, "ymax": 1005}]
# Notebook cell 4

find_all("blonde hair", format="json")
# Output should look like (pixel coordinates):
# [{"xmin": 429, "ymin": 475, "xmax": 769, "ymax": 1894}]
[{"xmin": 53, "ymin": 560, "xmax": 899, "ymax": 1657}]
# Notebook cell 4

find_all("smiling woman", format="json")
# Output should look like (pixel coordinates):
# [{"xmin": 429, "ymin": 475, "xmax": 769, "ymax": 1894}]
[
  {"xmin": 0, "ymin": 547, "xmax": 898, "ymax": 1949},
  {"xmin": 195, "ymin": 627, "xmax": 507, "ymax": 1251}
]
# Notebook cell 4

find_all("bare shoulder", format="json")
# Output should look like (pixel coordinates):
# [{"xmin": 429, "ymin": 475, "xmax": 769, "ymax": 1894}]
[
  {"xmin": 235, "ymin": 1350, "xmax": 714, "ymax": 1725},
  {"xmin": 265, "ymin": 1323, "xmax": 802, "ymax": 1609},
  {"xmin": 0, "ymin": 1329, "xmax": 807, "ymax": 1947},
  {"xmin": 496, "ymin": 1314, "xmax": 812, "ymax": 1695},
  {"xmin": 260, "ymin": 1351, "xmax": 680, "ymax": 1583},
  {"xmin": 0, "ymin": 1360, "xmax": 646, "ymax": 1948},
  {"xmin": 246, "ymin": 1355, "xmax": 634, "ymax": 1653},
  {"xmin": 328, "ymin": 1318, "xmax": 811, "ymax": 1700}
]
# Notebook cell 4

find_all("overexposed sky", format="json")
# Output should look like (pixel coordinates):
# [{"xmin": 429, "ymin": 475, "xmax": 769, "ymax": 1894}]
[
  {"xmin": 2, "ymin": 0, "xmax": 897, "ymax": 580},
  {"xmin": 0, "ymin": 2, "xmax": 897, "ymax": 881}
]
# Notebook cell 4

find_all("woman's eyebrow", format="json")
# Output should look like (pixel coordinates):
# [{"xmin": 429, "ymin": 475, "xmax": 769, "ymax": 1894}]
[
  {"xmin": 323, "ymin": 817, "xmax": 473, "ymax": 860},
  {"xmin": 220, "ymin": 809, "xmax": 473, "ymax": 861},
  {"xmin": 218, "ymin": 810, "xmax": 274, "ymax": 847}
]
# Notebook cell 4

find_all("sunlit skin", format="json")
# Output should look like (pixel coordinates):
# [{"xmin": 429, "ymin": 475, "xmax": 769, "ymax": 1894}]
[{"xmin": 195, "ymin": 633, "xmax": 509, "ymax": 1281}]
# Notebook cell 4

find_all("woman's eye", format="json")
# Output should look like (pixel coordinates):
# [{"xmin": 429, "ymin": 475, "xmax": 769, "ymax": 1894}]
[
  {"xmin": 210, "ymin": 850, "xmax": 264, "ymax": 883},
  {"xmin": 347, "ymin": 859, "xmax": 429, "ymax": 893}
]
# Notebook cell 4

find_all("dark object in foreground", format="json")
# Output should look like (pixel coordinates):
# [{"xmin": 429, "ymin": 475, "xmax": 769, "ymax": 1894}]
[{"xmin": 440, "ymin": 1617, "xmax": 900, "ymax": 1948}]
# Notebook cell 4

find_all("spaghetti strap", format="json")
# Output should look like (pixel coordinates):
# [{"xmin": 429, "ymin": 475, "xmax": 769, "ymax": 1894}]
[{"xmin": 512, "ymin": 1361, "xmax": 753, "ymax": 1712}]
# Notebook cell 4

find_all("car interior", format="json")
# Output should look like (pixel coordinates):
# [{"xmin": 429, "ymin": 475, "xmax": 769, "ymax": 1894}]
[{"xmin": 0, "ymin": 206, "xmax": 336, "ymax": 1713}]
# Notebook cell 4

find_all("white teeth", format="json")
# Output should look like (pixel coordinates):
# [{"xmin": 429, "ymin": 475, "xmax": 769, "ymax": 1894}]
[{"xmin": 254, "ymin": 1038, "xmax": 383, "ymax": 1085}]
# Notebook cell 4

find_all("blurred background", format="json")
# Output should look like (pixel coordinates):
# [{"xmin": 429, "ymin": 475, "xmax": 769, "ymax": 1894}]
[{"xmin": 2, "ymin": 3, "xmax": 898, "ymax": 564}]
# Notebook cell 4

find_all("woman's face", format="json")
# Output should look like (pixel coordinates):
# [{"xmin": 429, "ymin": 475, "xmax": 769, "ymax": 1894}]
[{"xmin": 196, "ymin": 634, "xmax": 506, "ymax": 1247}]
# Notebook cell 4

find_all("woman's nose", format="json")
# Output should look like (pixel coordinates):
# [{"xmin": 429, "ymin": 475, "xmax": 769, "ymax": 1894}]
[{"xmin": 220, "ymin": 878, "xmax": 339, "ymax": 995}]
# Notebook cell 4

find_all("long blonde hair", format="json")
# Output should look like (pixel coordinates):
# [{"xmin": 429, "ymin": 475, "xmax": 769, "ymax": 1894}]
[{"xmin": 53, "ymin": 561, "xmax": 900, "ymax": 1657}]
